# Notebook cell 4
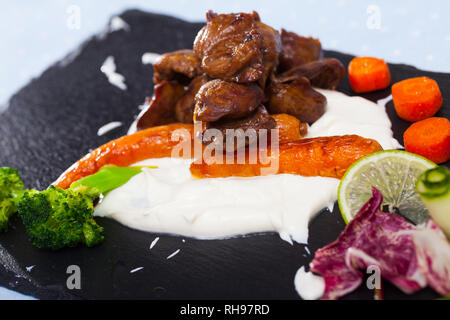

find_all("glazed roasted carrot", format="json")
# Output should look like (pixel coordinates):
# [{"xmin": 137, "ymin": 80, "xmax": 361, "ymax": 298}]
[
  {"xmin": 348, "ymin": 57, "xmax": 391, "ymax": 93},
  {"xmin": 53, "ymin": 123, "xmax": 194, "ymax": 189},
  {"xmin": 392, "ymin": 77, "xmax": 443, "ymax": 122},
  {"xmin": 272, "ymin": 113, "xmax": 308, "ymax": 143},
  {"xmin": 404, "ymin": 117, "xmax": 450, "ymax": 164},
  {"xmin": 190, "ymin": 135, "xmax": 383, "ymax": 179},
  {"xmin": 53, "ymin": 116, "xmax": 307, "ymax": 189}
]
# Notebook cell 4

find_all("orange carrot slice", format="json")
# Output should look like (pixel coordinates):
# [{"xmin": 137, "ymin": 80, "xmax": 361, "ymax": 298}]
[
  {"xmin": 392, "ymin": 77, "xmax": 443, "ymax": 122},
  {"xmin": 348, "ymin": 57, "xmax": 391, "ymax": 93},
  {"xmin": 404, "ymin": 117, "xmax": 450, "ymax": 164}
]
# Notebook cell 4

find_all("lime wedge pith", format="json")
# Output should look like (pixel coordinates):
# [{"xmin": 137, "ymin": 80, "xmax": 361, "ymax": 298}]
[{"xmin": 338, "ymin": 150, "xmax": 436, "ymax": 224}]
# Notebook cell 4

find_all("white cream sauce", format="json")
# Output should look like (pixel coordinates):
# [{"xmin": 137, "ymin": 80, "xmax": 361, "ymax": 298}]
[
  {"xmin": 167, "ymin": 249, "xmax": 181, "ymax": 260},
  {"xmin": 25, "ymin": 265, "xmax": 36, "ymax": 272},
  {"xmin": 127, "ymin": 102, "xmax": 149, "ymax": 135},
  {"xmin": 97, "ymin": 16, "xmax": 130, "ymax": 40},
  {"xmin": 142, "ymin": 52, "xmax": 161, "ymax": 65},
  {"xmin": 94, "ymin": 158, "xmax": 339, "ymax": 244},
  {"xmin": 95, "ymin": 90, "xmax": 401, "ymax": 244},
  {"xmin": 130, "ymin": 267, "xmax": 144, "ymax": 273},
  {"xmin": 307, "ymin": 90, "xmax": 402, "ymax": 150},
  {"xmin": 294, "ymin": 267, "xmax": 325, "ymax": 300},
  {"xmin": 109, "ymin": 16, "xmax": 130, "ymax": 33},
  {"xmin": 100, "ymin": 56, "xmax": 127, "ymax": 90},
  {"xmin": 149, "ymin": 237, "xmax": 159, "ymax": 250},
  {"xmin": 97, "ymin": 121, "xmax": 123, "ymax": 136}
]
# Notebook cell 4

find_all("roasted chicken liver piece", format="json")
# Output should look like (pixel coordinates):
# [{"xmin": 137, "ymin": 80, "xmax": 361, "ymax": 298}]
[
  {"xmin": 266, "ymin": 77, "xmax": 326, "ymax": 124},
  {"xmin": 153, "ymin": 49, "xmax": 202, "ymax": 85},
  {"xmin": 276, "ymin": 58, "xmax": 345, "ymax": 89},
  {"xmin": 278, "ymin": 29, "xmax": 322, "ymax": 72},
  {"xmin": 255, "ymin": 21, "xmax": 282, "ymax": 87},
  {"xmin": 203, "ymin": 105, "xmax": 276, "ymax": 151},
  {"xmin": 136, "ymin": 80, "xmax": 186, "ymax": 130},
  {"xmin": 194, "ymin": 79, "xmax": 264, "ymax": 122},
  {"xmin": 194, "ymin": 11, "xmax": 279, "ymax": 84},
  {"xmin": 175, "ymin": 75, "xmax": 210, "ymax": 123}
]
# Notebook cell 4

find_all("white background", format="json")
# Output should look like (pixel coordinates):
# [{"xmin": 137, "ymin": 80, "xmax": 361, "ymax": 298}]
[{"xmin": 1, "ymin": 0, "xmax": 450, "ymax": 107}]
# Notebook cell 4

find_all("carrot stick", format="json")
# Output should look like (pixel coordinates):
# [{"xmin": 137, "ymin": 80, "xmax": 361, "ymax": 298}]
[
  {"xmin": 53, "ymin": 115, "xmax": 308, "ymax": 189},
  {"xmin": 53, "ymin": 123, "xmax": 194, "ymax": 189},
  {"xmin": 272, "ymin": 113, "xmax": 308, "ymax": 143},
  {"xmin": 404, "ymin": 117, "xmax": 450, "ymax": 164},
  {"xmin": 392, "ymin": 77, "xmax": 443, "ymax": 122},
  {"xmin": 190, "ymin": 135, "xmax": 382, "ymax": 179},
  {"xmin": 348, "ymin": 57, "xmax": 391, "ymax": 93}
]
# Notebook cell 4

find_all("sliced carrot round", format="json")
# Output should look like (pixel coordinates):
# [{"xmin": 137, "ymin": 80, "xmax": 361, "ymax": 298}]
[
  {"xmin": 348, "ymin": 57, "xmax": 391, "ymax": 93},
  {"xmin": 392, "ymin": 77, "xmax": 443, "ymax": 122},
  {"xmin": 404, "ymin": 117, "xmax": 450, "ymax": 164}
]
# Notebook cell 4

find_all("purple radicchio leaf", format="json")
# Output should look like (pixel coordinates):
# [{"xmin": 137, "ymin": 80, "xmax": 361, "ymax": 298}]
[
  {"xmin": 400, "ymin": 220, "xmax": 450, "ymax": 296},
  {"xmin": 310, "ymin": 187, "xmax": 425, "ymax": 300}
]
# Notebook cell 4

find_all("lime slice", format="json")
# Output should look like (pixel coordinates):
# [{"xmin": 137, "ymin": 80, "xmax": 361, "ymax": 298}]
[{"xmin": 338, "ymin": 150, "xmax": 436, "ymax": 224}]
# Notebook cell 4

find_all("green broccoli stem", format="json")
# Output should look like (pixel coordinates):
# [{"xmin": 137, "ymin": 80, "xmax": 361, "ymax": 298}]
[
  {"xmin": 69, "ymin": 165, "xmax": 156, "ymax": 195},
  {"xmin": 416, "ymin": 166, "xmax": 450, "ymax": 239}
]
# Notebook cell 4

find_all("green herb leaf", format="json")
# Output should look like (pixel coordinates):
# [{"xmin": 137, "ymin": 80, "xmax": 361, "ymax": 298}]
[{"xmin": 69, "ymin": 165, "xmax": 156, "ymax": 194}]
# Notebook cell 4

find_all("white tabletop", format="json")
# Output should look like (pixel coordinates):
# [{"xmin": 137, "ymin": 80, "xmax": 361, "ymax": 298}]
[{"xmin": 0, "ymin": 0, "xmax": 449, "ymax": 299}]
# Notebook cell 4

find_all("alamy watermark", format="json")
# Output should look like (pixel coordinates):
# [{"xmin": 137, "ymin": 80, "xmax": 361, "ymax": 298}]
[
  {"xmin": 366, "ymin": 4, "xmax": 382, "ymax": 30},
  {"xmin": 366, "ymin": 265, "xmax": 381, "ymax": 290},
  {"xmin": 66, "ymin": 264, "xmax": 81, "ymax": 289},
  {"xmin": 170, "ymin": 121, "xmax": 280, "ymax": 175},
  {"xmin": 66, "ymin": 5, "xmax": 81, "ymax": 30}
]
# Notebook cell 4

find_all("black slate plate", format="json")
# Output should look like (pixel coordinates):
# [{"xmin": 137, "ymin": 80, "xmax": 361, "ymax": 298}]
[{"xmin": 0, "ymin": 10, "xmax": 448, "ymax": 300}]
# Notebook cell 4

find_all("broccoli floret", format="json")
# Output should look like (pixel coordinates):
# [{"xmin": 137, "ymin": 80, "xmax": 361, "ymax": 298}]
[
  {"xmin": 2, "ymin": 164, "xmax": 147, "ymax": 250},
  {"xmin": 0, "ymin": 167, "xmax": 26, "ymax": 231},
  {"xmin": 18, "ymin": 186, "xmax": 104, "ymax": 250}
]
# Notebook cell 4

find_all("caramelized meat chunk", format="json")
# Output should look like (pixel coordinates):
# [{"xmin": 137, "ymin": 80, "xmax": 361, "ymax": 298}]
[
  {"xmin": 136, "ymin": 81, "xmax": 185, "ymax": 130},
  {"xmin": 194, "ymin": 79, "xmax": 264, "ymax": 122},
  {"xmin": 279, "ymin": 29, "xmax": 322, "ymax": 72},
  {"xmin": 153, "ymin": 49, "xmax": 202, "ymax": 85},
  {"xmin": 193, "ymin": 11, "xmax": 267, "ymax": 83},
  {"xmin": 175, "ymin": 75, "xmax": 210, "ymax": 123},
  {"xmin": 276, "ymin": 58, "xmax": 345, "ymax": 89},
  {"xmin": 267, "ymin": 77, "xmax": 326, "ymax": 124},
  {"xmin": 255, "ymin": 21, "xmax": 282, "ymax": 87},
  {"xmin": 203, "ymin": 105, "xmax": 276, "ymax": 150}
]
